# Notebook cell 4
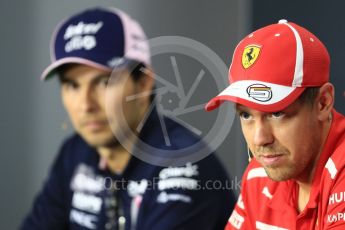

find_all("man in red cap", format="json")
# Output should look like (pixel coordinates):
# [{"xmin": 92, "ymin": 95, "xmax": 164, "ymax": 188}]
[{"xmin": 206, "ymin": 19, "xmax": 345, "ymax": 229}]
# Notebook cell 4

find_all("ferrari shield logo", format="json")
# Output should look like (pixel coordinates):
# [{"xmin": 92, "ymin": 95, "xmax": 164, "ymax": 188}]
[{"xmin": 242, "ymin": 45, "xmax": 261, "ymax": 69}]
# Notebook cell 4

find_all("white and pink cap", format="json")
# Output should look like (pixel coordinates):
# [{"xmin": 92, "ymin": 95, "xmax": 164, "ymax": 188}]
[
  {"xmin": 205, "ymin": 20, "xmax": 330, "ymax": 112},
  {"xmin": 41, "ymin": 7, "xmax": 151, "ymax": 80}
]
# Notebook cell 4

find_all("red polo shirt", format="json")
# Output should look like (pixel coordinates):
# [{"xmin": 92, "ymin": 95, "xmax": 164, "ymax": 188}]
[{"xmin": 226, "ymin": 109, "xmax": 345, "ymax": 230}]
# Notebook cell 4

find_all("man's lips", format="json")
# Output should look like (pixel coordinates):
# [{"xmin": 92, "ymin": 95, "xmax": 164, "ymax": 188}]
[
  {"xmin": 258, "ymin": 153, "xmax": 286, "ymax": 166},
  {"xmin": 82, "ymin": 120, "xmax": 108, "ymax": 130}
]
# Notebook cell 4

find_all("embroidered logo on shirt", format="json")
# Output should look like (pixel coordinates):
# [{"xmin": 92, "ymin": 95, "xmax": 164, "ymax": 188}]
[
  {"xmin": 329, "ymin": 191, "xmax": 345, "ymax": 205},
  {"xmin": 159, "ymin": 162, "xmax": 199, "ymax": 179},
  {"xmin": 70, "ymin": 209, "xmax": 98, "ymax": 229},
  {"xmin": 157, "ymin": 191, "xmax": 191, "ymax": 203},
  {"xmin": 327, "ymin": 212, "xmax": 345, "ymax": 223},
  {"xmin": 70, "ymin": 164, "xmax": 104, "ymax": 194}
]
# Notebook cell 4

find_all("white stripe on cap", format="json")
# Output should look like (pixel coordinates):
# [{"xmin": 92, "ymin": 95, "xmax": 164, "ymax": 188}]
[{"xmin": 279, "ymin": 20, "xmax": 304, "ymax": 87}]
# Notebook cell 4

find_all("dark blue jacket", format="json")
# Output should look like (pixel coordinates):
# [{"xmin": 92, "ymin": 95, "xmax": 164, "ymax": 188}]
[{"xmin": 21, "ymin": 109, "xmax": 235, "ymax": 230}]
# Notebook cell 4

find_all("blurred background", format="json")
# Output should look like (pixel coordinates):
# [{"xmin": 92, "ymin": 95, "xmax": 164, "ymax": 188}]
[{"xmin": 1, "ymin": 0, "xmax": 344, "ymax": 229}]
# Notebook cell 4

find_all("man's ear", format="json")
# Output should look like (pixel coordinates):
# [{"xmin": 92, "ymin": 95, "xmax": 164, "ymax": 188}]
[{"xmin": 316, "ymin": 83, "xmax": 334, "ymax": 121}]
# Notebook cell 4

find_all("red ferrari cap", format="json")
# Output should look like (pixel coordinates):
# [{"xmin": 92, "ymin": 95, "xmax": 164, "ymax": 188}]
[{"xmin": 205, "ymin": 19, "xmax": 330, "ymax": 112}]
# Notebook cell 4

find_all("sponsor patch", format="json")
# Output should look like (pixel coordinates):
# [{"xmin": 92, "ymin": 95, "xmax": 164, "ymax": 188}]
[
  {"xmin": 72, "ymin": 192, "xmax": 102, "ymax": 214},
  {"xmin": 157, "ymin": 191, "xmax": 192, "ymax": 203},
  {"xmin": 159, "ymin": 163, "xmax": 199, "ymax": 179},
  {"xmin": 70, "ymin": 209, "xmax": 97, "ymax": 229},
  {"xmin": 63, "ymin": 21, "xmax": 103, "ymax": 53},
  {"xmin": 70, "ymin": 164, "xmax": 104, "ymax": 194},
  {"xmin": 229, "ymin": 210, "xmax": 245, "ymax": 229},
  {"xmin": 329, "ymin": 192, "xmax": 345, "ymax": 205},
  {"xmin": 327, "ymin": 212, "xmax": 345, "ymax": 223},
  {"xmin": 158, "ymin": 177, "xmax": 198, "ymax": 190},
  {"xmin": 246, "ymin": 84, "xmax": 272, "ymax": 102}
]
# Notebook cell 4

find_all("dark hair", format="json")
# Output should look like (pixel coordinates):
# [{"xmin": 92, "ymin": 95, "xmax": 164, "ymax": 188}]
[
  {"xmin": 297, "ymin": 87, "xmax": 320, "ymax": 106},
  {"xmin": 125, "ymin": 60, "xmax": 146, "ymax": 82}
]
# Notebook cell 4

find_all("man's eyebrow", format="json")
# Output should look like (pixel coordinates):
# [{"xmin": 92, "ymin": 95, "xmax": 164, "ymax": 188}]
[
  {"xmin": 235, "ymin": 104, "xmax": 246, "ymax": 112},
  {"xmin": 59, "ymin": 75, "xmax": 75, "ymax": 83},
  {"xmin": 59, "ymin": 73, "xmax": 111, "ymax": 83}
]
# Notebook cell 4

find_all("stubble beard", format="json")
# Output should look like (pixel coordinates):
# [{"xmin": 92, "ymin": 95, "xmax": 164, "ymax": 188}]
[{"xmin": 262, "ymin": 134, "xmax": 321, "ymax": 182}]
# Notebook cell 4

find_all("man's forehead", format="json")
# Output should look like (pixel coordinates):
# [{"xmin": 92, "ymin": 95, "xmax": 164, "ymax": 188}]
[
  {"xmin": 234, "ymin": 104, "xmax": 266, "ymax": 116},
  {"xmin": 235, "ymin": 103, "xmax": 253, "ymax": 112}
]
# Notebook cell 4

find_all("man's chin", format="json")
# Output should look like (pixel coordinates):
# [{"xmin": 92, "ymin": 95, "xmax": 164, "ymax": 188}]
[
  {"xmin": 264, "ymin": 167, "xmax": 295, "ymax": 182},
  {"xmin": 81, "ymin": 134, "xmax": 119, "ymax": 149}
]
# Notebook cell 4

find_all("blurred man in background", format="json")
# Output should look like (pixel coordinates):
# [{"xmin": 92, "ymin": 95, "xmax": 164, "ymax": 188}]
[{"xmin": 21, "ymin": 7, "xmax": 235, "ymax": 230}]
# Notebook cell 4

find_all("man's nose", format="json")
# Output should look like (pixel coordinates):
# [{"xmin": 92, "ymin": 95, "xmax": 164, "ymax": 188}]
[
  {"xmin": 253, "ymin": 120, "xmax": 274, "ymax": 147},
  {"xmin": 79, "ymin": 87, "xmax": 97, "ymax": 113}
]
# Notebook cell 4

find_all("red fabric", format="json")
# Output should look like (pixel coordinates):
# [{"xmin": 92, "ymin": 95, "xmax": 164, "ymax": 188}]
[
  {"xmin": 229, "ymin": 22, "xmax": 330, "ymax": 86},
  {"xmin": 225, "ymin": 110, "xmax": 345, "ymax": 230}
]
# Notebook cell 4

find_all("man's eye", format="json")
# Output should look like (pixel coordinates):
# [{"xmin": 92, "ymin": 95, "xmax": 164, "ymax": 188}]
[
  {"xmin": 239, "ymin": 112, "xmax": 252, "ymax": 120},
  {"xmin": 100, "ymin": 78, "xmax": 109, "ymax": 86},
  {"xmin": 98, "ymin": 76, "xmax": 110, "ymax": 87},
  {"xmin": 271, "ymin": 112, "xmax": 284, "ymax": 118},
  {"xmin": 63, "ymin": 81, "xmax": 78, "ymax": 90}
]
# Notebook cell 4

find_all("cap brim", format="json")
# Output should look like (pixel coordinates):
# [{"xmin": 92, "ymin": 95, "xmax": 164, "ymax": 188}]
[
  {"xmin": 205, "ymin": 80, "xmax": 305, "ymax": 112},
  {"xmin": 41, "ymin": 57, "xmax": 112, "ymax": 81}
]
